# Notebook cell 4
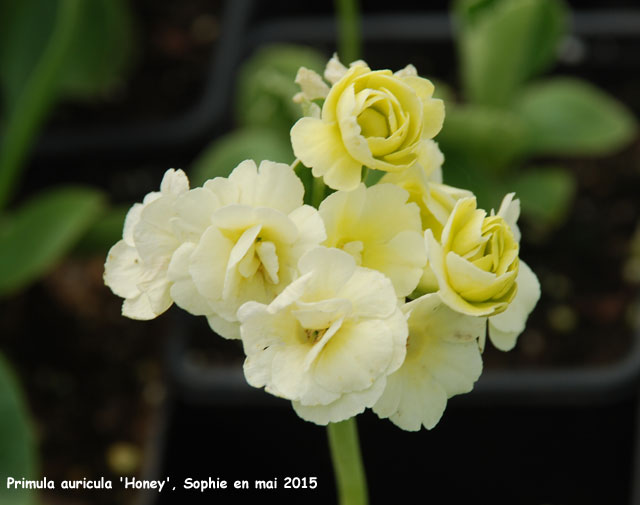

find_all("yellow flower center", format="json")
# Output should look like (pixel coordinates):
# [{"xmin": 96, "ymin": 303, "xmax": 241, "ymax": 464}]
[{"xmin": 357, "ymin": 107, "xmax": 389, "ymax": 138}]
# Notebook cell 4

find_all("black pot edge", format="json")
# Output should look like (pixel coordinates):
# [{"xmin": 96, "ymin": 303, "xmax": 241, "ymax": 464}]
[
  {"xmin": 13, "ymin": 7, "xmax": 640, "ymax": 160},
  {"xmin": 246, "ymin": 9, "xmax": 640, "ymax": 48},
  {"xmin": 10, "ymin": 0, "xmax": 254, "ymax": 159}
]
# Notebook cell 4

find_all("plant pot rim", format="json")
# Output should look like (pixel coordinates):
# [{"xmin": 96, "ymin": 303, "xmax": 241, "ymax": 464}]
[{"xmin": 2, "ymin": 0, "xmax": 255, "ymax": 160}]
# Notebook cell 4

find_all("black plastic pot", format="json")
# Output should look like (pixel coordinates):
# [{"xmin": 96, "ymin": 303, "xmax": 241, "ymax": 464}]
[
  {"xmin": 6, "ymin": 0, "xmax": 254, "ymax": 162},
  {"xmin": 153, "ymin": 7, "xmax": 640, "ymax": 505}
]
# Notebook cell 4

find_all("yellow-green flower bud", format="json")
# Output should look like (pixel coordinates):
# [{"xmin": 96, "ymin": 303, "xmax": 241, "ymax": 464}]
[{"xmin": 426, "ymin": 197, "xmax": 519, "ymax": 317}]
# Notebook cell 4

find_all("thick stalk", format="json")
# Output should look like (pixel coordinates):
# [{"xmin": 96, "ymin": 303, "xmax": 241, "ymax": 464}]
[
  {"xmin": 0, "ymin": 0, "xmax": 81, "ymax": 209},
  {"xmin": 327, "ymin": 417, "xmax": 369, "ymax": 505},
  {"xmin": 335, "ymin": 0, "xmax": 361, "ymax": 64}
]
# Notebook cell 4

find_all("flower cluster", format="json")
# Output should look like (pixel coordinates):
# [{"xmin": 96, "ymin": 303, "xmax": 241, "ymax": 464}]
[{"xmin": 105, "ymin": 56, "xmax": 540, "ymax": 430}]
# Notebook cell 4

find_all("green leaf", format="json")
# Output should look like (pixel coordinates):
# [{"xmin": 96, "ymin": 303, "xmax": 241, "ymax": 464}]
[
  {"xmin": 441, "ymin": 158, "xmax": 508, "ymax": 212},
  {"xmin": 455, "ymin": 0, "xmax": 567, "ymax": 106},
  {"xmin": 190, "ymin": 128, "xmax": 295, "ymax": 187},
  {"xmin": 509, "ymin": 167, "xmax": 575, "ymax": 225},
  {"xmin": 0, "ymin": 186, "xmax": 105, "ymax": 296},
  {"xmin": 235, "ymin": 44, "xmax": 327, "ymax": 135},
  {"xmin": 0, "ymin": 0, "xmax": 134, "ymax": 109},
  {"xmin": 430, "ymin": 78, "xmax": 456, "ymax": 105},
  {"xmin": 74, "ymin": 204, "xmax": 129, "ymax": 256},
  {"xmin": 0, "ymin": 352, "xmax": 38, "ymax": 505},
  {"xmin": 57, "ymin": 0, "xmax": 134, "ymax": 100},
  {"xmin": 515, "ymin": 77, "xmax": 638, "ymax": 156},
  {"xmin": 437, "ymin": 104, "xmax": 529, "ymax": 174}
]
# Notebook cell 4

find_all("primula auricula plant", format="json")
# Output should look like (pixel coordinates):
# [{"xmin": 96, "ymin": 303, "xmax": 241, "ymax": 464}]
[{"xmin": 104, "ymin": 55, "xmax": 541, "ymax": 500}]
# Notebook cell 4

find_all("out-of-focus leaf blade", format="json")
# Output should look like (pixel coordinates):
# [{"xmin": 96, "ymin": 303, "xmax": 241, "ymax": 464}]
[
  {"xmin": 190, "ymin": 129, "xmax": 294, "ymax": 187},
  {"xmin": 0, "ymin": 0, "xmax": 55, "ymax": 111},
  {"xmin": 516, "ymin": 78, "xmax": 637, "ymax": 156},
  {"xmin": 0, "ymin": 0, "xmax": 134, "ymax": 110},
  {"xmin": 441, "ymin": 158, "xmax": 508, "ymax": 212},
  {"xmin": 58, "ymin": 0, "xmax": 134, "ymax": 99},
  {"xmin": 437, "ymin": 104, "xmax": 529, "ymax": 174},
  {"xmin": 74, "ymin": 204, "xmax": 129, "ymax": 256},
  {"xmin": 235, "ymin": 45, "xmax": 327, "ymax": 135},
  {"xmin": 0, "ymin": 186, "xmax": 105, "ymax": 296},
  {"xmin": 456, "ymin": 0, "xmax": 567, "ymax": 106},
  {"xmin": 509, "ymin": 166, "xmax": 575, "ymax": 225},
  {"xmin": 0, "ymin": 351, "xmax": 38, "ymax": 505}
]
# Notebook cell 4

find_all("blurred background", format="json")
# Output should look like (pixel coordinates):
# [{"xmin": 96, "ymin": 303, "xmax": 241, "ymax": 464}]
[{"xmin": 1, "ymin": 0, "xmax": 640, "ymax": 504}]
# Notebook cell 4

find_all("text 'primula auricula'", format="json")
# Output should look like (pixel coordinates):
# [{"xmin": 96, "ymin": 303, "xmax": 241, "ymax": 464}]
[{"xmin": 105, "ymin": 55, "xmax": 540, "ymax": 431}]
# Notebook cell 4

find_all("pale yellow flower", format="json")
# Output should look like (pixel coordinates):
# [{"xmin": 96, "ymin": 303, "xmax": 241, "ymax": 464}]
[
  {"xmin": 291, "ymin": 55, "xmax": 445, "ymax": 191},
  {"xmin": 166, "ymin": 160, "xmax": 326, "ymax": 339},
  {"xmin": 373, "ymin": 293, "xmax": 484, "ymax": 431},
  {"xmin": 426, "ymin": 195, "xmax": 520, "ymax": 317},
  {"xmin": 104, "ymin": 169, "xmax": 189, "ymax": 319},
  {"xmin": 319, "ymin": 183, "xmax": 426, "ymax": 298},
  {"xmin": 238, "ymin": 247, "xmax": 407, "ymax": 425}
]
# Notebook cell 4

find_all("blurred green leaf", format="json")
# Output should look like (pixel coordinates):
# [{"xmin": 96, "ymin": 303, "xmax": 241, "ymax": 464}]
[
  {"xmin": 0, "ymin": 352, "xmax": 37, "ymax": 505},
  {"xmin": 0, "ymin": 0, "xmax": 134, "ymax": 109},
  {"xmin": 190, "ymin": 128, "xmax": 294, "ymax": 187},
  {"xmin": 430, "ymin": 78, "xmax": 456, "ymax": 105},
  {"xmin": 0, "ymin": 186, "xmax": 105, "ymax": 296},
  {"xmin": 235, "ymin": 44, "xmax": 327, "ymax": 135},
  {"xmin": 437, "ymin": 104, "xmax": 529, "ymax": 174},
  {"xmin": 74, "ymin": 204, "xmax": 129, "ymax": 256},
  {"xmin": 509, "ymin": 166, "xmax": 575, "ymax": 225},
  {"xmin": 441, "ymin": 158, "xmax": 508, "ymax": 212},
  {"xmin": 516, "ymin": 77, "xmax": 637, "ymax": 156},
  {"xmin": 58, "ymin": 0, "xmax": 134, "ymax": 100},
  {"xmin": 455, "ymin": 0, "xmax": 567, "ymax": 106}
]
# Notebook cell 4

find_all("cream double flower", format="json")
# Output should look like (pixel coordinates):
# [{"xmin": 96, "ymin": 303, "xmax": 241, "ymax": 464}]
[
  {"xmin": 238, "ymin": 247, "xmax": 407, "ymax": 425},
  {"xmin": 167, "ymin": 160, "xmax": 326, "ymax": 339},
  {"xmin": 104, "ymin": 169, "xmax": 189, "ymax": 320},
  {"xmin": 291, "ymin": 55, "xmax": 445, "ymax": 191},
  {"xmin": 373, "ymin": 293, "xmax": 484, "ymax": 431}
]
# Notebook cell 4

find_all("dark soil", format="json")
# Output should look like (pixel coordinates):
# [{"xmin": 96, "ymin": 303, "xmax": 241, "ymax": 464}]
[{"xmin": 0, "ymin": 258, "xmax": 170, "ymax": 505}]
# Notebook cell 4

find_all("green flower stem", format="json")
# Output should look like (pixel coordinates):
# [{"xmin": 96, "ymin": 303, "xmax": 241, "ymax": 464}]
[
  {"xmin": 335, "ymin": 0, "xmax": 362, "ymax": 64},
  {"xmin": 0, "ymin": 0, "xmax": 81, "ymax": 210},
  {"xmin": 312, "ymin": 175, "xmax": 326, "ymax": 209},
  {"xmin": 327, "ymin": 417, "xmax": 369, "ymax": 505}
]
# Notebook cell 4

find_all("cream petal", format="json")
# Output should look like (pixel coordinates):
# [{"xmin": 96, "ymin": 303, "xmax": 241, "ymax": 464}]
[
  {"xmin": 335, "ymin": 267, "xmax": 397, "ymax": 320},
  {"xmin": 488, "ymin": 261, "xmax": 540, "ymax": 351},
  {"xmin": 189, "ymin": 226, "xmax": 234, "ymax": 300},
  {"xmin": 324, "ymin": 53, "xmax": 349, "ymax": 85},
  {"xmin": 256, "ymin": 240, "xmax": 279, "ymax": 284},
  {"xmin": 288, "ymin": 205, "xmax": 327, "ymax": 248},
  {"xmin": 292, "ymin": 377, "xmax": 386, "ymax": 425},
  {"xmin": 496, "ymin": 192, "xmax": 522, "ymax": 243},
  {"xmin": 122, "ymin": 203, "xmax": 143, "ymax": 245},
  {"xmin": 313, "ymin": 318, "xmax": 395, "ymax": 394},
  {"xmin": 203, "ymin": 176, "xmax": 240, "ymax": 207},
  {"xmin": 122, "ymin": 293, "xmax": 157, "ymax": 320},
  {"xmin": 292, "ymin": 299, "xmax": 352, "ymax": 330},
  {"xmin": 252, "ymin": 160, "xmax": 305, "ymax": 213},
  {"xmin": 159, "ymin": 168, "xmax": 189, "ymax": 196},
  {"xmin": 104, "ymin": 240, "xmax": 144, "ymax": 299},
  {"xmin": 297, "ymin": 247, "xmax": 357, "ymax": 297},
  {"xmin": 294, "ymin": 66, "xmax": 330, "ymax": 102},
  {"xmin": 291, "ymin": 117, "xmax": 363, "ymax": 191}
]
